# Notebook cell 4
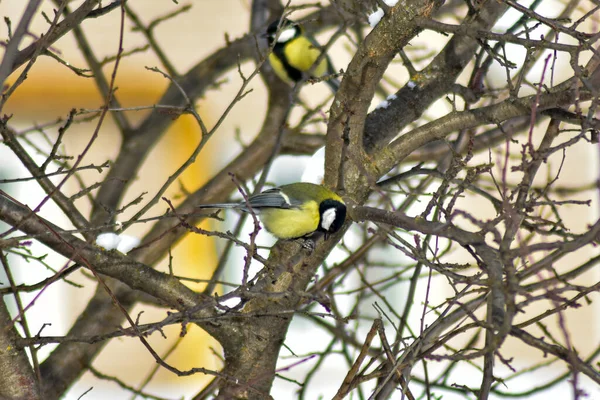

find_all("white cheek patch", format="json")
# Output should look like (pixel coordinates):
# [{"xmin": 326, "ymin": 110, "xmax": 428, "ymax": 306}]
[
  {"xmin": 277, "ymin": 27, "xmax": 297, "ymax": 43},
  {"xmin": 321, "ymin": 208, "xmax": 337, "ymax": 231}
]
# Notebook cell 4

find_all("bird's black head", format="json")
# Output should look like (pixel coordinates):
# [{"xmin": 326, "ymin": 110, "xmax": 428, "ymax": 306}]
[
  {"xmin": 266, "ymin": 18, "xmax": 300, "ymax": 45},
  {"xmin": 318, "ymin": 199, "xmax": 347, "ymax": 238}
]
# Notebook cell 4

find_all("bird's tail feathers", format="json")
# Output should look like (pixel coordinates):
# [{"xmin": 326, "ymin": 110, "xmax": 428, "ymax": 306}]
[{"xmin": 196, "ymin": 203, "xmax": 241, "ymax": 210}]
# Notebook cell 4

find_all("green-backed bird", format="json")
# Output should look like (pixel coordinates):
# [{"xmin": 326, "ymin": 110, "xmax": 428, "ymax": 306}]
[
  {"xmin": 266, "ymin": 18, "xmax": 339, "ymax": 92},
  {"xmin": 197, "ymin": 182, "xmax": 346, "ymax": 240}
]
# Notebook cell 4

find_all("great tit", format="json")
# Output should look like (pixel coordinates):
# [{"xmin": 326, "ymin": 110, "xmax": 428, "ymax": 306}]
[
  {"xmin": 266, "ymin": 18, "xmax": 339, "ymax": 92},
  {"xmin": 197, "ymin": 182, "xmax": 346, "ymax": 240}
]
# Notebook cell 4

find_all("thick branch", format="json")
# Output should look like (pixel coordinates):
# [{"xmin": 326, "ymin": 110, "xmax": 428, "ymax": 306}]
[
  {"xmin": 326, "ymin": 0, "xmax": 442, "ymax": 192},
  {"xmin": 376, "ymin": 88, "xmax": 582, "ymax": 175},
  {"xmin": 0, "ymin": 291, "xmax": 40, "ymax": 400},
  {"xmin": 363, "ymin": 1, "xmax": 507, "ymax": 152}
]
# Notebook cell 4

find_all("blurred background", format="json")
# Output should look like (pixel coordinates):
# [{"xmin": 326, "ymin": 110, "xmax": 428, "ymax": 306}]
[{"xmin": 0, "ymin": 1, "xmax": 598, "ymax": 399}]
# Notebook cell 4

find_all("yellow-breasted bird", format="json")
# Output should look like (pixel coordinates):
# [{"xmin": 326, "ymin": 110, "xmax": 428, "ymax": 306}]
[
  {"xmin": 197, "ymin": 182, "xmax": 346, "ymax": 240},
  {"xmin": 266, "ymin": 18, "xmax": 339, "ymax": 92}
]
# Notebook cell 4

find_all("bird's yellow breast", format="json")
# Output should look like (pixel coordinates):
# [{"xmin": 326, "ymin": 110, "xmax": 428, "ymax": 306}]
[
  {"xmin": 284, "ymin": 37, "xmax": 328, "ymax": 75},
  {"xmin": 269, "ymin": 36, "xmax": 328, "ymax": 84},
  {"xmin": 258, "ymin": 201, "xmax": 320, "ymax": 239}
]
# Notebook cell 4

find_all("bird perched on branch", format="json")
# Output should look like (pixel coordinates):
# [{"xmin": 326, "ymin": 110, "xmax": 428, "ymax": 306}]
[
  {"xmin": 197, "ymin": 182, "xmax": 346, "ymax": 240},
  {"xmin": 265, "ymin": 18, "xmax": 339, "ymax": 92}
]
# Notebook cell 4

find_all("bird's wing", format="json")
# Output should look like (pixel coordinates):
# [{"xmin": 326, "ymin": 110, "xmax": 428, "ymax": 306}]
[
  {"xmin": 246, "ymin": 188, "xmax": 302, "ymax": 210},
  {"xmin": 197, "ymin": 188, "xmax": 302, "ymax": 212}
]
